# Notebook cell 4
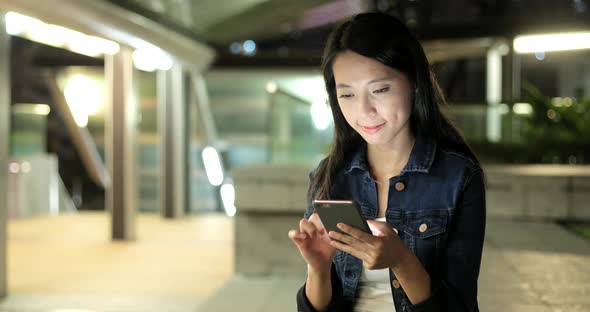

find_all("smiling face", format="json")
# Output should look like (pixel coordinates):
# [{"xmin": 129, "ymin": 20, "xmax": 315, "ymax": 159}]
[{"xmin": 332, "ymin": 50, "xmax": 414, "ymax": 149}]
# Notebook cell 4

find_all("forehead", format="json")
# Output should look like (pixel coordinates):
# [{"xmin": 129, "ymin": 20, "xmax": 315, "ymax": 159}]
[{"xmin": 332, "ymin": 51, "xmax": 402, "ymax": 82}]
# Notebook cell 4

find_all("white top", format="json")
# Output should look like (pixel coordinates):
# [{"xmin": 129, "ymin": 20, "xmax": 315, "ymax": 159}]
[{"xmin": 355, "ymin": 217, "xmax": 397, "ymax": 312}]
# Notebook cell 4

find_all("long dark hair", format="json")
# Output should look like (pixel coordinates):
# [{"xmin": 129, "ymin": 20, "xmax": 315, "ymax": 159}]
[{"xmin": 309, "ymin": 12, "xmax": 478, "ymax": 200}]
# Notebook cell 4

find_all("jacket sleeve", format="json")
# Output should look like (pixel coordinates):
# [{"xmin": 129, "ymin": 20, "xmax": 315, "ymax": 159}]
[
  {"xmin": 296, "ymin": 166, "xmax": 352, "ymax": 312},
  {"xmin": 296, "ymin": 264, "xmax": 352, "ymax": 312},
  {"xmin": 406, "ymin": 168, "xmax": 486, "ymax": 312}
]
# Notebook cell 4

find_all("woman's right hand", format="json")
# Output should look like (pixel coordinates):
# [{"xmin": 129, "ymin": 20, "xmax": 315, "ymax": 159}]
[{"xmin": 289, "ymin": 213, "xmax": 337, "ymax": 272}]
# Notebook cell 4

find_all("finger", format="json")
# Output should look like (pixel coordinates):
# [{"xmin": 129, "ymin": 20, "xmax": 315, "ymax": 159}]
[
  {"xmin": 329, "ymin": 231, "xmax": 370, "ymax": 254},
  {"xmin": 328, "ymin": 231, "xmax": 354, "ymax": 245},
  {"xmin": 337, "ymin": 223, "xmax": 373, "ymax": 243},
  {"xmin": 392, "ymin": 227, "xmax": 399, "ymax": 234},
  {"xmin": 308, "ymin": 213, "xmax": 326, "ymax": 232},
  {"xmin": 300, "ymin": 218, "xmax": 323, "ymax": 237},
  {"xmin": 329, "ymin": 239, "xmax": 367, "ymax": 260},
  {"xmin": 288, "ymin": 229, "xmax": 308, "ymax": 243},
  {"xmin": 309, "ymin": 212, "xmax": 320, "ymax": 223}
]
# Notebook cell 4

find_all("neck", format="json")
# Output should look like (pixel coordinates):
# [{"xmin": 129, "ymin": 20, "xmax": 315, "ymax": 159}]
[{"xmin": 367, "ymin": 131, "xmax": 415, "ymax": 181}]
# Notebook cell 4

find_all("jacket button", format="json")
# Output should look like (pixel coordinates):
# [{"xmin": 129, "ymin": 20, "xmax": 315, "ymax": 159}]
[
  {"xmin": 419, "ymin": 223, "xmax": 428, "ymax": 233},
  {"xmin": 392, "ymin": 279, "xmax": 401, "ymax": 288},
  {"xmin": 394, "ymin": 181, "xmax": 405, "ymax": 191}
]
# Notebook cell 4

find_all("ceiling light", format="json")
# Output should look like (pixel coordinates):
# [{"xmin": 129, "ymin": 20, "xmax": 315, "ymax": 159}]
[
  {"xmin": 514, "ymin": 32, "xmax": 590, "ymax": 53},
  {"xmin": 132, "ymin": 42, "xmax": 173, "ymax": 72},
  {"xmin": 5, "ymin": 11, "xmax": 120, "ymax": 57}
]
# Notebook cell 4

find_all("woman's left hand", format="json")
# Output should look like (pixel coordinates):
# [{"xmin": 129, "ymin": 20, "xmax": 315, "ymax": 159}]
[{"xmin": 328, "ymin": 220, "xmax": 409, "ymax": 270}]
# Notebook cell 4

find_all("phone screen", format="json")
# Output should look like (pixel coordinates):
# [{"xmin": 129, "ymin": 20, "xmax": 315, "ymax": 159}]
[{"xmin": 312, "ymin": 200, "xmax": 371, "ymax": 237}]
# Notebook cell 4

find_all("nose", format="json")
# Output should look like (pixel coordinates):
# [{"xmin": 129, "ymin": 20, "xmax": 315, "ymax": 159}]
[{"xmin": 358, "ymin": 92, "xmax": 376, "ymax": 116}]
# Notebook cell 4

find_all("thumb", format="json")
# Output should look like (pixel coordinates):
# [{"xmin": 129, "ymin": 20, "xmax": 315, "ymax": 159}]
[{"xmin": 367, "ymin": 220, "xmax": 395, "ymax": 236}]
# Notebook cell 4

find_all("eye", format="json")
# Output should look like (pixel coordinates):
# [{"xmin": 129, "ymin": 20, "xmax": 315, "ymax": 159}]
[
  {"xmin": 373, "ymin": 87, "xmax": 390, "ymax": 94},
  {"xmin": 338, "ymin": 93, "xmax": 354, "ymax": 99}
]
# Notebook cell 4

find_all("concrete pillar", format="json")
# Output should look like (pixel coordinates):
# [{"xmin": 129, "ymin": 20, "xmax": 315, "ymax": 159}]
[
  {"xmin": 511, "ymin": 48, "xmax": 521, "ymax": 102},
  {"xmin": 158, "ymin": 64, "xmax": 188, "ymax": 218},
  {"xmin": 0, "ymin": 13, "xmax": 10, "ymax": 297},
  {"xmin": 105, "ymin": 46, "xmax": 138, "ymax": 240},
  {"xmin": 503, "ymin": 42, "xmax": 521, "ymax": 143}
]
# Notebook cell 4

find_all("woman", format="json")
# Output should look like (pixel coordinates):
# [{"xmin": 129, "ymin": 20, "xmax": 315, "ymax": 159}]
[{"xmin": 288, "ymin": 12, "xmax": 486, "ymax": 312}]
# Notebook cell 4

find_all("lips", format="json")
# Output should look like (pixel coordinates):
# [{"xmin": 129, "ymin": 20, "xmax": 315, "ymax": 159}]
[{"xmin": 360, "ymin": 123, "xmax": 385, "ymax": 133}]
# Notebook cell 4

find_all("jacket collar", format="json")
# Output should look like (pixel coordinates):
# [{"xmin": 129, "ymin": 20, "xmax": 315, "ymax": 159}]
[{"xmin": 344, "ymin": 132, "xmax": 437, "ymax": 175}]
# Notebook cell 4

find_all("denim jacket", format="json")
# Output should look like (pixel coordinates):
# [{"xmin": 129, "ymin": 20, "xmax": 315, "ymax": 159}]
[{"xmin": 296, "ymin": 134, "xmax": 486, "ymax": 312}]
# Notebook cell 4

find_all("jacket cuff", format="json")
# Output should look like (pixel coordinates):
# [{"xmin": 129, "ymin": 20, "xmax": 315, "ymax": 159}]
[
  {"xmin": 404, "ymin": 279, "xmax": 443, "ymax": 312},
  {"xmin": 296, "ymin": 265, "xmax": 352, "ymax": 312},
  {"xmin": 296, "ymin": 283, "xmax": 346, "ymax": 312},
  {"xmin": 296, "ymin": 283, "xmax": 317, "ymax": 312},
  {"xmin": 404, "ymin": 293, "xmax": 438, "ymax": 312}
]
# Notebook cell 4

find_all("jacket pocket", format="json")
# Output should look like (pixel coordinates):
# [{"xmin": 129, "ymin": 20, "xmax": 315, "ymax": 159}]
[
  {"xmin": 402, "ymin": 210, "xmax": 449, "ymax": 272},
  {"xmin": 403, "ymin": 211, "xmax": 448, "ymax": 238}
]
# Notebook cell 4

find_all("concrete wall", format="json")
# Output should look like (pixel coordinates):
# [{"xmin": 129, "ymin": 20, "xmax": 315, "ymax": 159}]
[
  {"xmin": 233, "ymin": 164, "xmax": 590, "ymax": 276},
  {"xmin": 486, "ymin": 165, "xmax": 590, "ymax": 221},
  {"xmin": 233, "ymin": 165, "xmax": 310, "ymax": 276}
]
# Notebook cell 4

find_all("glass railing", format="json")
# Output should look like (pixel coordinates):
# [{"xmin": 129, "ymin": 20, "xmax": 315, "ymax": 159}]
[{"xmin": 267, "ymin": 89, "xmax": 332, "ymax": 165}]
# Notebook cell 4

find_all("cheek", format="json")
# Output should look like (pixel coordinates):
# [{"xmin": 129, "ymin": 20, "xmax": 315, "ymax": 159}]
[
  {"xmin": 380, "ymin": 98, "xmax": 412, "ymax": 120},
  {"xmin": 399, "ymin": 102, "xmax": 413, "ymax": 118},
  {"xmin": 338, "ymin": 103, "xmax": 356, "ymax": 126}
]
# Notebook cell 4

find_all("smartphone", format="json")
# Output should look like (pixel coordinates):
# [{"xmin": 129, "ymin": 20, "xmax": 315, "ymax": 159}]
[{"xmin": 312, "ymin": 200, "xmax": 371, "ymax": 239}]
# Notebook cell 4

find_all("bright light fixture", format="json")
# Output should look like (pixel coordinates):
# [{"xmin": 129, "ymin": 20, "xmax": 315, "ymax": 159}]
[
  {"xmin": 242, "ymin": 40, "xmax": 256, "ymax": 55},
  {"xmin": 4, "ymin": 12, "xmax": 42, "ymax": 36},
  {"xmin": 552, "ymin": 97, "xmax": 574, "ymax": 107},
  {"xmin": 514, "ymin": 32, "xmax": 590, "ymax": 53},
  {"xmin": 12, "ymin": 103, "xmax": 51, "ymax": 116},
  {"xmin": 310, "ymin": 99, "xmax": 331, "ymax": 130},
  {"xmin": 20, "ymin": 161, "xmax": 32, "ymax": 173},
  {"xmin": 513, "ymin": 103, "xmax": 533, "ymax": 115},
  {"xmin": 202, "ymin": 146, "xmax": 224, "ymax": 186},
  {"xmin": 64, "ymin": 74, "xmax": 104, "ymax": 127},
  {"xmin": 132, "ymin": 42, "xmax": 173, "ymax": 72},
  {"xmin": 229, "ymin": 42, "xmax": 241, "ymax": 54},
  {"xmin": 220, "ymin": 183, "xmax": 237, "ymax": 217},
  {"xmin": 69, "ymin": 34, "xmax": 120, "ymax": 57},
  {"xmin": 34, "ymin": 104, "xmax": 51, "ymax": 115},
  {"xmin": 4, "ymin": 11, "xmax": 120, "ymax": 57},
  {"xmin": 28, "ymin": 24, "xmax": 70, "ymax": 47},
  {"xmin": 497, "ymin": 103, "xmax": 510, "ymax": 115},
  {"xmin": 8, "ymin": 162, "xmax": 20, "ymax": 174},
  {"xmin": 266, "ymin": 81, "xmax": 278, "ymax": 93}
]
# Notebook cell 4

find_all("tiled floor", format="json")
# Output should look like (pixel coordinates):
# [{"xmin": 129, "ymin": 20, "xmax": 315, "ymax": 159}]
[
  {"xmin": 1, "ymin": 212, "xmax": 590, "ymax": 312},
  {"xmin": 199, "ymin": 219, "xmax": 590, "ymax": 312},
  {"xmin": 1, "ymin": 212, "xmax": 234, "ymax": 311}
]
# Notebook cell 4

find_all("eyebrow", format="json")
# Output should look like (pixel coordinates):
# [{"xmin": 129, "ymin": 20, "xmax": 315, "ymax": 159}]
[{"xmin": 335, "ymin": 77, "xmax": 394, "ymax": 89}]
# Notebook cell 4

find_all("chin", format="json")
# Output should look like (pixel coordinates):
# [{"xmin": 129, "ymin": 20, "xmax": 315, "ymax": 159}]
[{"xmin": 361, "ymin": 135, "xmax": 390, "ymax": 146}]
